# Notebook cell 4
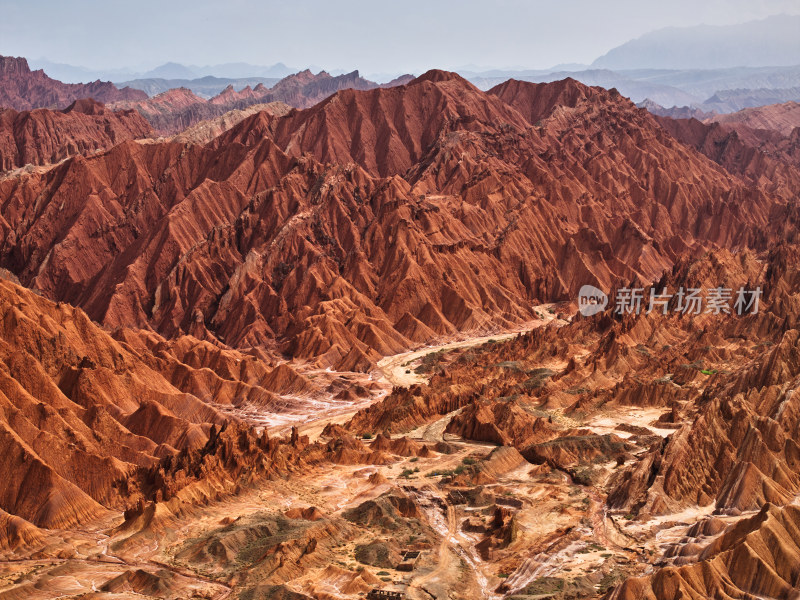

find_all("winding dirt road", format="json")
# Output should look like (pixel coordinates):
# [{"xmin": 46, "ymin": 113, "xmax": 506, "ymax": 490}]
[{"xmin": 378, "ymin": 311, "xmax": 555, "ymax": 388}]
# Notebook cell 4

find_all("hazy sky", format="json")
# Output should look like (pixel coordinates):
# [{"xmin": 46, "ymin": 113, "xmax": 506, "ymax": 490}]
[{"xmin": 1, "ymin": 0, "xmax": 799, "ymax": 74}]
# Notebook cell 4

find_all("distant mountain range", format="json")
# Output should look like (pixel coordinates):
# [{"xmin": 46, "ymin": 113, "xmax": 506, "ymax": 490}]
[
  {"xmin": 27, "ymin": 58, "xmax": 298, "ymax": 84},
  {"xmin": 463, "ymin": 65, "xmax": 800, "ymax": 110},
  {"xmin": 465, "ymin": 69, "xmax": 698, "ymax": 107},
  {"xmin": 139, "ymin": 61, "xmax": 297, "ymax": 80},
  {"xmin": 701, "ymin": 87, "xmax": 800, "ymax": 113},
  {"xmin": 592, "ymin": 14, "xmax": 800, "ymax": 70},
  {"xmin": 13, "ymin": 58, "xmax": 800, "ymax": 115},
  {"xmin": 458, "ymin": 15, "xmax": 800, "ymax": 109},
  {"xmin": 0, "ymin": 55, "xmax": 415, "ymax": 141},
  {"xmin": 114, "ymin": 75, "xmax": 282, "ymax": 99},
  {"xmin": 12, "ymin": 15, "xmax": 800, "ymax": 116}
]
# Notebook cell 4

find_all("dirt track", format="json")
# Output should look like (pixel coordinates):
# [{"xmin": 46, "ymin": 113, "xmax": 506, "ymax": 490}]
[{"xmin": 378, "ymin": 307, "xmax": 557, "ymax": 388}]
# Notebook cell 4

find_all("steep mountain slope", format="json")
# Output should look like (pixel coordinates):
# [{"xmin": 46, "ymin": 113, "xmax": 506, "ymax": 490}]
[
  {"xmin": 654, "ymin": 114, "xmax": 800, "ymax": 201},
  {"xmin": 0, "ymin": 56, "xmax": 146, "ymax": 110},
  {"xmin": 707, "ymin": 100, "xmax": 800, "ymax": 136},
  {"xmin": 266, "ymin": 70, "xmax": 531, "ymax": 177},
  {"xmin": 0, "ymin": 72, "xmax": 793, "ymax": 371},
  {"xmin": 171, "ymin": 101, "xmax": 292, "ymax": 144},
  {"xmin": 0, "ymin": 275, "xmax": 441, "ymax": 597},
  {"xmin": 229, "ymin": 69, "xmax": 378, "ymax": 109},
  {"xmin": 611, "ymin": 503, "xmax": 800, "ymax": 600},
  {"xmin": 0, "ymin": 273, "xmax": 327, "ymax": 535},
  {"xmin": 0, "ymin": 98, "xmax": 153, "ymax": 171},
  {"xmin": 107, "ymin": 87, "xmax": 218, "ymax": 134}
]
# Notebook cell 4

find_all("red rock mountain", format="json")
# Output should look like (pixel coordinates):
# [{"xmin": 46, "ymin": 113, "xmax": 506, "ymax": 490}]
[
  {"xmin": 655, "ymin": 114, "xmax": 800, "ymax": 202},
  {"xmin": 706, "ymin": 100, "xmax": 800, "ymax": 136},
  {"xmin": 611, "ymin": 503, "xmax": 800, "ymax": 600},
  {"xmin": 170, "ymin": 101, "xmax": 293, "ymax": 145},
  {"xmin": 0, "ymin": 71, "xmax": 792, "ymax": 371},
  {"xmin": 0, "ymin": 98, "xmax": 153, "ymax": 171},
  {"xmin": 211, "ymin": 69, "xmax": 382, "ymax": 110},
  {"xmin": 260, "ymin": 69, "xmax": 380, "ymax": 109},
  {"xmin": 0, "ymin": 55, "xmax": 147, "ymax": 110},
  {"xmin": 3, "ymin": 68, "xmax": 800, "ymax": 599},
  {"xmin": 0, "ymin": 272, "xmax": 323, "ymax": 533},
  {"xmin": 108, "ymin": 87, "xmax": 221, "ymax": 134},
  {"xmin": 343, "ymin": 240, "xmax": 800, "ymax": 599}
]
